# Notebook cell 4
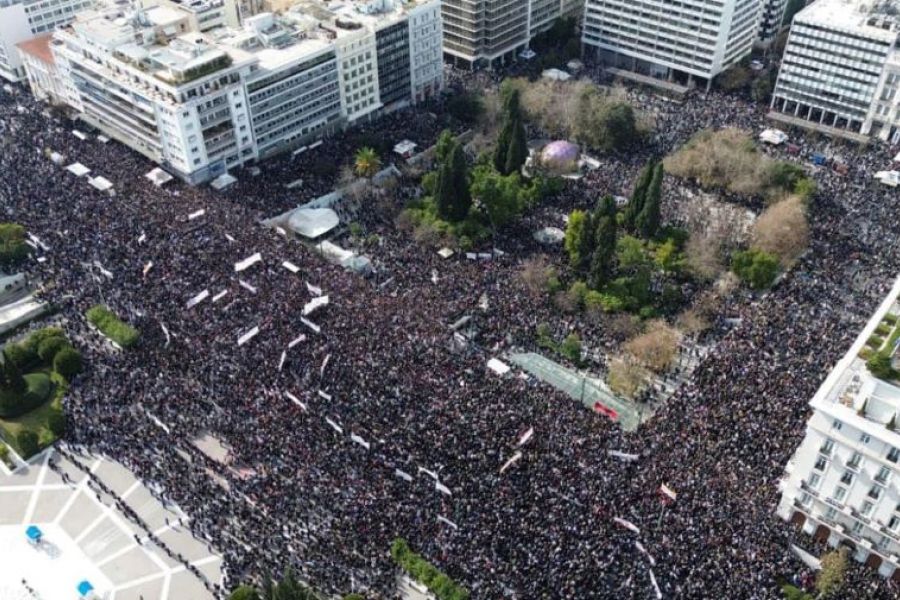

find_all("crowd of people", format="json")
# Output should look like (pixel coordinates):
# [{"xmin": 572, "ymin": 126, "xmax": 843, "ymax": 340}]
[{"xmin": 0, "ymin": 60, "xmax": 899, "ymax": 600}]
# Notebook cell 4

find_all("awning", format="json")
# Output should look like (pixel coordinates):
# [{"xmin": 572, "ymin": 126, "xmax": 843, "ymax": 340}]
[
  {"xmin": 288, "ymin": 208, "xmax": 339, "ymax": 239},
  {"xmin": 66, "ymin": 162, "xmax": 90, "ymax": 177},
  {"xmin": 393, "ymin": 139, "xmax": 417, "ymax": 156},
  {"xmin": 210, "ymin": 172, "xmax": 237, "ymax": 190},
  {"xmin": 145, "ymin": 167, "xmax": 173, "ymax": 187}
]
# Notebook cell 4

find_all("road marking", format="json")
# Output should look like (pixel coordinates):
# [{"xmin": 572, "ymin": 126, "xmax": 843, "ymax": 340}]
[{"xmin": 21, "ymin": 451, "xmax": 51, "ymax": 524}]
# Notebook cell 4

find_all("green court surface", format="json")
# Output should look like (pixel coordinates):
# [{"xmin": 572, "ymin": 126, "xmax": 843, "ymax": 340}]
[{"xmin": 509, "ymin": 352, "xmax": 644, "ymax": 431}]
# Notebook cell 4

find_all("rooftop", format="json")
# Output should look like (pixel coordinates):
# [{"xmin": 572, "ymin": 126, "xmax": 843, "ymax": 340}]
[
  {"xmin": 15, "ymin": 33, "xmax": 55, "ymax": 65},
  {"xmin": 799, "ymin": 0, "xmax": 900, "ymax": 40},
  {"xmin": 814, "ymin": 275, "xmax": 900, "ymax": 434}
]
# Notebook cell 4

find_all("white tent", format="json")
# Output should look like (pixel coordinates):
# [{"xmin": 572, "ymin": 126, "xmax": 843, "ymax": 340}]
[
  {"xmin": 534, "ymin": 226, "xmax": 565, "ymax": 245},
  {"xmin": 89, "ymin": 176, "xmax": 113, "ymax": 192},
  {"xmin": 66, "ymin": 163, "xmax": 91, "ymax": 177},
  {"xmin": 542, "ymin": 68, "xmax": 571, "ymax": 81},
  {"xmin": 487, "ymin": 358, "xmax": 511, "ymax": 375},
  {"xmin": 437, "ymin": 247, "xmax": 454, "ymax": 259},
  {"xmin": 759, "ymin": 129, "xmax": 788, "ymax": 145},
  {"xmin": 393, "ymin": 139, "xmax": 417, "ymax": 157},
  {"xmin": 49, "ymin": 152, "xmax": 64, "ymax": 165},
  {"xmin": 210, "ymin": 172, "xmax": 237, "ymax": 190},
  {"xmin": 145, "ymin": 167, "xmax": 174, "ymax": 187},
  {"xmin": 875, "ymin": 170, "xmax": 900, "ymax": 187},
  {"xmin": 288, "ymin": 208, "xmax": 339, "ymax": 239}
]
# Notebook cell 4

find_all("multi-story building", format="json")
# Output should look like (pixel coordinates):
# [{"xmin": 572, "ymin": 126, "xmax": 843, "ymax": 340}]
[
  {"xmin": 39, "ymin": 0, "xmax": 442, "ymax": 183},
  {"xmin": 581, "ymin": 0, "xmax": 764, "ymax": 89},
  {"xmin": 16, "ymin": 33, "xmax": 63, "ymax": 103},
  {"xmin": 758, "ymin": 0, "xmax": 788, "ymax": 44},
  {"xmin": 778, "ymin": 276, "xmax": 900, "ymax": 583},
  {"xmin": 442, "ymin": 0, "xmax": 579, "ymax": 69},
  {"xmin": 0, "ymin": 0, "xmax": 94, "ymax": 81},
  {"xmin": 770, "ymin": 0, "xmax": 900, "ymax": 142}
]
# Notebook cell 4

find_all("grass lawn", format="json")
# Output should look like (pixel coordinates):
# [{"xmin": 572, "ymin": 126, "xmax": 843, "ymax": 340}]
[{"xmin": 0, "ymin": 371, "xmax": 64, "ymax": 458}]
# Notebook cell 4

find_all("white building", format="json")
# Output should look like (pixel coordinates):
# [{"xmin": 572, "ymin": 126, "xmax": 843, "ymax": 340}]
[
  {"xmin": 770, "ymin": 0, "xmax": 900, "ymax": 142},
  {"xmin": 778, "ymin": 276, "xmax": 900, "ymax": 583},
  {"xmin": 38, "ymin": 0, "xmax": 442, "ymax": 183},
  {"xmin": 581, "ymin": 0, "xmax": 763, "ymax": 88},
  {"xmin": 758, "ymin": 0, "xmax": 788, "ymax": 44},
  {"xmin": 16, "ymin": 33, "xmax": 63, "ymax": 103},
  {"xmin": 0, "ymin": 0, "xmax": 94, "ymax": 82},
  {"xmin": 442, "ymin": 0, "xmax": 580, "ymax": 69}
]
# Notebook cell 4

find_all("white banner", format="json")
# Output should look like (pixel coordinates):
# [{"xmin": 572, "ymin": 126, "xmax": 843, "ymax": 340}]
[
  {"xmin": 435, "ymin": 481, "xmax": 452, "ymax": 496},
  {"xmin": 487, "ymin": 357, "xmax": 510, "ymax": 375},
  {"xmin": 319, "ymin": 353, "xmax": 330, "ymax": 376},
  {"xmin": 648, "ymin": 569, "xmax": 662, "ymax": 600},
  {"xmin": 635, "ymin": 541, "xmax": 656, "ymax": 566},
  {"xmin": 237, "ymin": 326, "xmax": 259, "ymax": 346},
  {"xmin": 317, "ymin": 390, "xmax": 332, "ymax": 401},
  {"xmin": 437, "ymin": 516, "xmax": 459, "ymax": 530},
  {"xmin": 301, "ymin": 317, "xmax": 320, "ymax": 333},
  {"xmin": 306, "ymin": 282, "xmax": 322, "ymax": 296},
  {"xmin": 188, "ymin": 208, "xmax": 206, "ymax": 220},
  {"xmin": 234, "ymin": 252, "xmax": 262, "ymax": 272},
  {"xmin": 282, "ymin": 261, "xmax": 300, "ymax": 274},
  {"xmin": 186, "ymin": 289, "xmax": 210, "ymax": 309},
  {"xmin": 212, "ymin": 289, "xmax": 229, "ymax": 303},
  {"xmin": 285, "ymin": 391, "xmax": 307, "ymax": 411},
  {"xmin": 302, "ymin": 295, "xmax": 329, "ymax": 316},
  {"xmin": 143, "ymin": 261, "xmax": 154, "ymax": 277},
  {"xmin": 608, "ymin": 450, "xmax": 640, "ymax": 462},
  {"xmin": 276, "ymin": 226, "xmax": 287, "ymax": 236},
  {"xmin": 418, "ymin": 466, "xmax": 438, "ymax": 480},
  {"xmin": 350, "ymin": 434, "xmax": 370, "ymax": 450},
  {"xmin": 288, "ymin": 334, "xmax": 306, "ymax": 348},
  {"xmin": 138, "ymin": 232, "xmax": 146, "ymax": 244},
  {"xmin": 613, "ymin": 517, "xmax": 640, "ymax": 534},
  {"xmin": 277, "ymin": 351, "xmax": 286, "ymax": 372},
  {"xmin": 224, "ymin": 233, "xmax": 236, "ymax": 243},
  {"xmin": 499, "ymin": 451, "xmax": 522, "ymax": 474},
  {"xmin": 325, "ymin": 417, "xmax": 343, "ymax": 434},
  {"xmin": 394, "ymin": 469, "xmax": 413, "ymax": 482},
  {"xmin": 239, "ymin": 280, "xmax": 257, "ymax": 294},
  {"xmin": 160, "ymin": 322, "xmax": 171, "ymax": 347},
  {"xmin": 517, "ymin": 427, "xmax": 534, "ymax": 447}
]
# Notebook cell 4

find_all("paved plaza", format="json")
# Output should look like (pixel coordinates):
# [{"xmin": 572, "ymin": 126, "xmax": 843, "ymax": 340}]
[{"xmin": 0, "ymin": 446, "xmax": 222, "ymax": 600}]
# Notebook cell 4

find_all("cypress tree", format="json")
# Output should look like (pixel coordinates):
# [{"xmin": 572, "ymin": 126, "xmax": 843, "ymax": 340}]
[
  {"xmin": 575, "ymin": 210, "xmax": 595, "ymax": 273},
  {"xmin": 494, "ymin": 89, "xmax": 527, "ymax": 175},
  {"xmin": 434, "ymin": 143, "xmax": 455, "ymax": 221},
  {"xmin": 504, "ymin": 115, "xmax": 528, "ymax": 175},
  {"xmin": 624, "ymin": 162, "xmax": 653, "ymax": 231},
  {"xmin": 447, "ymin": 143, "xmax": 471, "ymax": 222},
  {"xmin": 636, "ymin": 163, "xmax": 663, "ymax": 239},
  {"xmin": 589, "ymin": 196, "xmax": 618, "ymax": 289}
]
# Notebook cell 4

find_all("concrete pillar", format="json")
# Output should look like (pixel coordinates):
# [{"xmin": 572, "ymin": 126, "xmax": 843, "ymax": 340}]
[
  {"xmin": 794, "ymin": 101, "xmax": 801, "ymax": 116},
  {"xmin": 833, "ymin": 113, "xmax": 838, "ymax": 126},
  {"xmin": 807, "ymin": 105, "xmax": 813, "ymax": 119},
  {"xmin": 820, "ymin": 109, "xmax": 826, "ymax": 124},
  {"xmin": 705, "ymin": 77, "xmax": 712, "ymax": 93}
]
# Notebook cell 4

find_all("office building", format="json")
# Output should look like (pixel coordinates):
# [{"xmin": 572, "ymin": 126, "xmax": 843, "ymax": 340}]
[
  {"xmin": 770, "ymin": 0, "xmax": 900, "ymax": 142},
  {"xmin": 778, "ymin": 276, "xmax": 900, "ymax": 582},
  {"xmin": 581, "ymin": 0, "xmax": 764, "ymax": 88},
  {"xmin": 0, "ymin": 0, "xmax": 94, "ymax": 82},
  {"xmin": 442, "ymin": 0, "xmax": 580, "ymax": 69},
  {"xmin": 758, "ymin": 0, "xmax": 788, "ymax": 44},
  {"xmin": 40, "ymin": 0, "xmax": 442, "ymax": 183}
]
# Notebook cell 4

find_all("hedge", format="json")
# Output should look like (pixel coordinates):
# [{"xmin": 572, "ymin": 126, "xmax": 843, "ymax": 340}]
[
  {"xmin": 0, "ymin": 372, "xmax": 52, "ymax": 418},
  {"xmin": 16, "ymin": 429, "xmax": 39, "ymax": 458},
  {"xmin": 53, "ymin": 346, "xmax": 83, "ymax": 379},
  {"xmin": 391, "ymin": 538, "xmax": 469, "ymax": 600},
  {"xmin": 86, "ymin": 305, "xmax": 140, "ymax": 348}
]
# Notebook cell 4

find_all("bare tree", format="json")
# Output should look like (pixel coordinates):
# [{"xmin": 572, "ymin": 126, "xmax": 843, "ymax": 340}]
[
  {"xmin": 519, "ymin": 256, "xmax": 557, "ymax": 297},
  {"xmin": 607, "ymin": 356, "xmax": 649, "ymax": 398},
  {"xmin": 623, "ymin": 320, "xmax": 681, "ymax": 373},
  {"xmin": 751, "ymin": 194, "xmax": 809, "ymax": 267}
]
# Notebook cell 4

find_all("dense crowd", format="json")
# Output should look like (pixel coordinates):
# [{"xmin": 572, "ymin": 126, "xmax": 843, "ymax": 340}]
[{"xmin": 1, "ymin": 61, "xmax": 899, "ymax": 600}]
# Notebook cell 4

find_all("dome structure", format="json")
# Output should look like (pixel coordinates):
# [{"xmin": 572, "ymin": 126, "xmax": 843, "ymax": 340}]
[{"xmin": 540, "ymin": 141, "xmax": 579, "ymax": 172}]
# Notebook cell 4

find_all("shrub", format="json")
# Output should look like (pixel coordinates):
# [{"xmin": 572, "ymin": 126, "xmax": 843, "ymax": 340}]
[
  {"xmin": 567, "ymin": 281, "xmax": 589, "ymax": 308},
  {"xmin": 86, "ymin": 305, "xmax": 140, "ymax": 348},
  {"xmin": 731, "ymin": 248, "xmax": 779, "ymax": 290},
  {"xmin": 37, "ymin": 336, "xmax": 68, "ymax": 362},
  {"xmin": 47, "ymin": 409, "xmax": 66, "ymax": 437},
  {"xmin": 2, "ymin": 342, "xmax": 38, "ymax": 370},
  {"xmin": 876, "ymin": 323, "xmax": 892, "ymax": 336},
  {"xmin": 0, "ymin": 223, "xmax": 29, "ymax": 266},
  {"xmin": 559, "ymin": 333, "xmax": 582, "ymax": 363},
  {"xmin": 228, "ymin": 585, "xmax": 261, "ymax": 600},
  {"xmin": 16, "ymin": 430, "xmax": 39, "ymax": 458},
  {"xmin": 0, "ymin": 443, "xmax": 8, "ymax": 462},
  {"xmin": 23, "ymin": 327, "xmax": 65, "ymax": 354},
  {"xmin": 867, "ymin": 351, "xmax": 897, "ymax": 380},
  {"xmin": 390, "ymin": 538, "xmax": 469, "ymax": 600},
  {"xmin": 0, "ymin": 373, "xmax": 52, "ymax": 418}
]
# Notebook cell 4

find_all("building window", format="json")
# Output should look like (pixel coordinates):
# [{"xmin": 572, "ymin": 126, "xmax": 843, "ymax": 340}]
[
  {"xmin": 840, "ymin": 471, "xmax": 854, "ymax": 485},
  {"xmin": 887, "ymin": 447, "xmax": 900, "ymax": 463},
  {"xmin": 852, "ymin": 521, "xmax": 864, "ymax": 535},
  {"xmin": 876, "ymin": 466, "xmax": 890, "ymax": 484},
  {"xmin": 861, "ymin": 501, "xmax": 874, "ymax": 516},
  {"xmin": 820, "ymin": 439, "xmax": 834, "ymax": 455},
  {"xmin": 832, "ymin": 419, "xmax": 843, "ymax": 430},
  {"xmin": 809, "ymin": 473, "xmax": 821, "ymax": 488},
  {"xmin": 847, "ymin": 452, "xmax": 862, "ymax": 469},
  {"xmin": 860, "ymin": 433, "xmax": 871, "ymax": 444},
  {"xmin": 825, "ymin": 506, "xmax": 838, "ymax": 520},
  {"xmin": 889, "ymin": 516, "xmax": 900, "ymax": 531},
  {"xmin": 814, "ymin": 456, "xmax": 827, "ymax": 471},
  {"xmin": 834, "ymin": 486, "xmax": 847, "ymax": 502},
  {"xmin": 868, "ymin": 485, "xmax": 882, "ymax": 500},
  {"xmin": 800, "ymin": 492, "xmax": 812, "ymax": 506}
]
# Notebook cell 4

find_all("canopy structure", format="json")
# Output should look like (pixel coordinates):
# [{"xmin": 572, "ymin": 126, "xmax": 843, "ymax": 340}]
[
  {"xmin": 519, "ymin": 48, "xmax": 536, "ymax": 60},
  {"xmin": 875, "ymin": 170, "xmax": 900, "ymax": 187},
  {"xmin": 567, "ymin": 59, "xmax": 584, "ymax": 72},
  {"xmin": 393, "ymin": 139, "xmax": 417, "ymax": 157},
  {"xmin": 25, "ymin": 525, "xmax": 42, "ymax": 543},
  {"xmin": 66, "ymin": 162, "xmax": 90, "ymax": 177},
  {"xmin": 49, "ymin": 151, "xmax": 64, "ymax": 165},
  {"xmin": 210, "ymin": 172, "xmax": 237, "ymax": 190},
  {"xmin": 77, "ymin": 580, "xmax": 94, "ymax": 597},
  {"xmin": 759, "ymin": 129, "xmax": 788, "ymax": 145},
  {"xmin": 437, "ymin": 247, "xmax": 454, "ymax": 259},
  {"xmin": 89, "ymin": 176, "xmax": 113, "ymax": 192},
  {"xmin": 542, "ymin": 68, "xmax": 571, "ymax": 81},
  {"xmin": 540, "ymin": 140, "xmax": 579, "ymax": 172},
  {"xmin": 288, "ymin": 208, "xmax": 339, "ymax": 239},
  {"xmin": 145, "ymin": 167, "xmax": 173, "ymax": 187},
  {"xmin": 487, "ymin": 357, "xmax": 511, "ymax": 375},
  {"xmin": 533, "ymin": 226, "xmax": 565, "ymax": 245}
]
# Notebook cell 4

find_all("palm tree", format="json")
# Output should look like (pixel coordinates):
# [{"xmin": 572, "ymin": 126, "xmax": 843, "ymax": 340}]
[{"xmin": 354, "ymin": 147, "xmax": 381, "ymax": 178}]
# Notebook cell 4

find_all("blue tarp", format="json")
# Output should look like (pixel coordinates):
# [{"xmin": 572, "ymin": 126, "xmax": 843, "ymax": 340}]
[
  {"xmin": 25, "ymin": 525, "xmax": 41, "ymax": 542},
  {"xmin": 77, "ymin": 581, "xmax": 93, "ymax": 597},
  {"xmin": 812, "ymin": 154, "xmax": 826, "ymax": 166}
]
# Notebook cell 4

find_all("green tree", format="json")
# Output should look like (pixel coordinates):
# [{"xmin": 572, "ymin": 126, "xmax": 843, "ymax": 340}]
[
  {"xmin": 867, "ymin": 351, "xmax": 897, "ymax": 380},
  {"xmin": 354, "ymin": 147, "xmax": 381, "ymax": 178},
  {"xmin": 229, "ymin": 585, "xmax": 262, "ymax": 600},
  {"xmin": 0, "ymin": 223, "xmax": 29, "ymax": 266},
  {"xmin": 470, "ymin": 165, "xmax": 521, "ymax": 227},
  {"xmin": 654, "ymin": 238, "xmax": 682, "ymax": 273},
  {"xmin": 596, "ymin": 103, "xmax": 637, "ymax": 153},
  {"xmin": 53, "ymin": 347, "xmax": 83, "ymax": 379},
  {"xmin": 446, "ymin": 92, "xmax": 483, "ymax": 124},
  {"xmin": 752, "ymin": 76, "xmax": 773, "ymax": 104},
  {"xmin": 624, "ymin": 162, "xmax": 653, "ymax": 231},
  {"xmin": 816, "ymin": 547, "xmax": 848, "ymax": 598},
  {"xmin": 434, "ymin": 129, "xmax": 455, "ymax": 163},
  {"xmin": 47, "ymin": 409, "xmax": 66, "ymax": 437},
  {"xmin": 17, "ymin": 430, "xmax": 39, "ymax": 457},
  {"xmin": 731, "ymin": 248, "xmax": 780, "ymax": 290},
  {"xmin": 494, "ymin": 89, "xmax": 528, "ymax": 175},
  {"xmin": 636, "ymin": 163, "xmax": 663, "ymax": 239},
  {"xmin": 435, "ymin": 141, "xmax": 471, "ymax": 222},
  {"xmin": 616, "ymin": 235, "xmax": 648, "ymax": 272},
  {"xmin": 2, "ymin": 349, "xmax": 26, "ymax": 394},
  {"xmin": 589, "ymin": 196, "xmax": 617, "ymax": 289},
  {"xmin": 559, "ymin": 333, "xmax": 582, "ymax": 363},
  {"xmin": 37, "ymin": 336, "xmax": 67, "ymax": 363},
  {"xmin": 504, "ymin": 115, "xmax": 528, "ymax": 176},
  {"xmin": 564, "ymin": 210, "xmax": 590, "ymax": 268}
]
